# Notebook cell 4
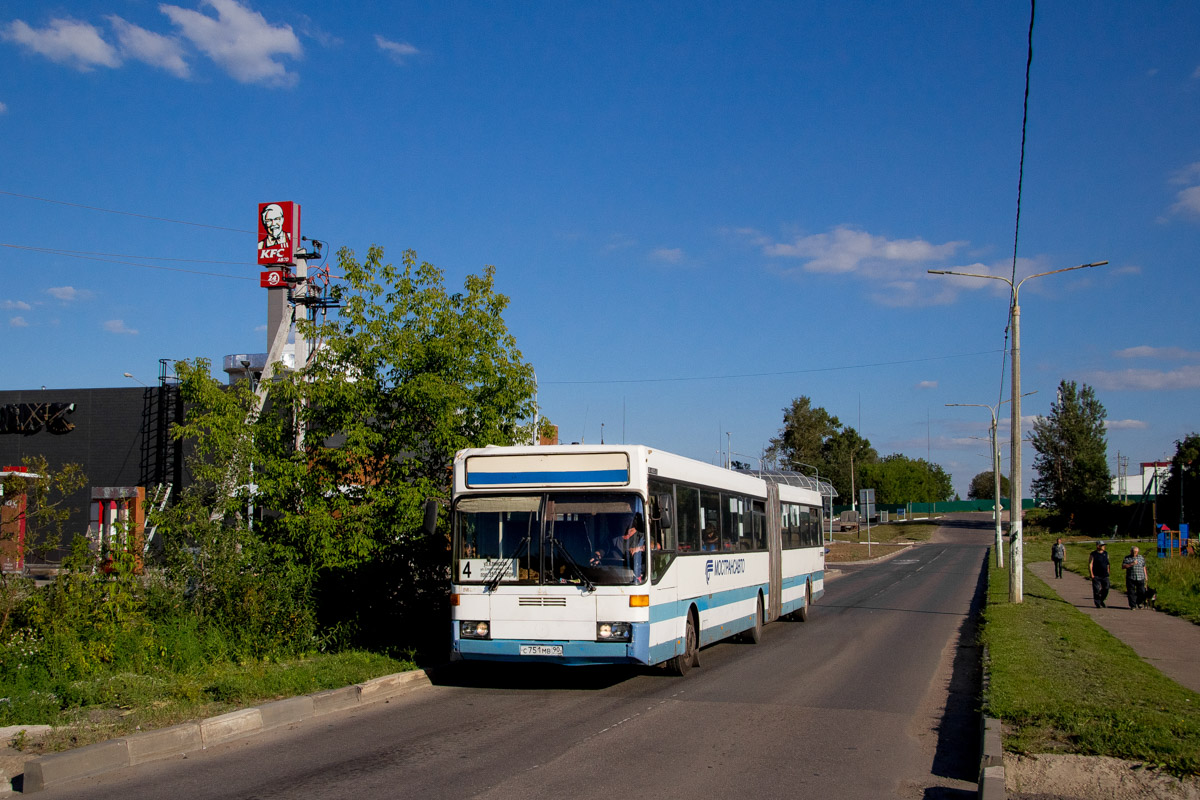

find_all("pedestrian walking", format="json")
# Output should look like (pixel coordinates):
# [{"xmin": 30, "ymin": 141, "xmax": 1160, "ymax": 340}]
[
  {"xmin": 1122, "ymin": 546, "xmax": 1148, "ymax": 609},
  {"xmin": 1088, "ymin": 541, "xmax": 1110, "ymax": 608},
  {"xmin": 1051, "ymin": 537, "xmax": 1066, "ymax": 579}
]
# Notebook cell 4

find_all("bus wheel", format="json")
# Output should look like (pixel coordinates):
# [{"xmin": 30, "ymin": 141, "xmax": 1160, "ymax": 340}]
[
  {"xmin": 668, "ymin": 611, "xmax": 698, "ymax": 676},
  {"xmin": 746, "ymin": 594, "xmax": 764, "ymax": 644},
  {"xmin": 797, "ymin": 581, "xmax": 812, "ymax": 622}
]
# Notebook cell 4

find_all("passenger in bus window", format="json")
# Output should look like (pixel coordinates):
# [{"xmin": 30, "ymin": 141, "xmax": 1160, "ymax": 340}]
[{"xmin": 702, "ymin": 523, "xmax": 719, "ymax": 551}]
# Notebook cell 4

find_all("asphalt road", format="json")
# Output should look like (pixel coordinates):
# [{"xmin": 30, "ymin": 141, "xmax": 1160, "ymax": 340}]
[{"xmin": 37, "ymin": 515, "xmax": 992, "ymax": 800}]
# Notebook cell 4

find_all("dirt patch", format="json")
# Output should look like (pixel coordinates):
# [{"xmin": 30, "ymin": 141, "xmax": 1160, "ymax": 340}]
[{"xmin": 1007, "ymin": 753, "xmax": 1200, "ymax": 799}]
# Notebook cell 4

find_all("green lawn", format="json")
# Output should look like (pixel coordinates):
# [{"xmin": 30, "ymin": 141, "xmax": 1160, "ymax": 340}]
[{"xmin": 982, "ymin": 559, "xmax": 1200, "ymax": 774}]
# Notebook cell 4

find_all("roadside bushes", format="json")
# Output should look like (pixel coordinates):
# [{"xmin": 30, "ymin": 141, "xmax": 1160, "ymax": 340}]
[{"xmin": 0, "ymin": 525, "xmax": 320, "ymax": 726}]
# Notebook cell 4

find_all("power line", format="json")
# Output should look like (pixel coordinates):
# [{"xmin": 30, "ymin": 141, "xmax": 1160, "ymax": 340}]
[
  {"xmin": 0, "ymin": 189, "xmax": 253, "ymax": 234},
  {"xmin": 543, "ymin": 349, "xmax": 1004, "ymax": 386},
  {"xmin": 0, "ymin": 243, "xmax": 253, "ymax": 280},
  {"xmin": 2, "ymin": 243, "xmax": 253, "ymax": 266}
]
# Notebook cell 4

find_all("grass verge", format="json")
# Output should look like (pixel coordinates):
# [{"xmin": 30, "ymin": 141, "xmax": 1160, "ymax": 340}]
[
  {"xmin": 826, "ymin": 521, "xmax": 940, "ymax": 562},
  {"xmin": 7, "ymin": 650, "xmax": 415, "ymax": 755},
  {"xmin": 982, "ymin": 559, "xmax": 1200, "ymax": 775}
]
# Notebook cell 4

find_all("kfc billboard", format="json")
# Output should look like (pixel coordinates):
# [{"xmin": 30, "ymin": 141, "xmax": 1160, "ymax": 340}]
[{"xmin": 257, "ymin": 202, "xmax": 300, "ymax": 266}]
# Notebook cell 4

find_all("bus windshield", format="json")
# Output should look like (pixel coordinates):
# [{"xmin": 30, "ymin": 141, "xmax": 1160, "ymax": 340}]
[{"xmin": 453, "ymin": 492, "xmax": 647, "ymax": 587}]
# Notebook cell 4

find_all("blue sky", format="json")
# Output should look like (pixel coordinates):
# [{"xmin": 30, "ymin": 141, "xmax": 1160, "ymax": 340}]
[{"xmin": 1, "ymin": 1, "xmax": 1197, "ymax": 499}]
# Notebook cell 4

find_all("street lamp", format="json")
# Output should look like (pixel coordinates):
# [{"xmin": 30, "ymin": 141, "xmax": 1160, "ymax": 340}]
[
  {"xmin": 947, "ymin": 391, "xmax": 1037, "ymax": 570},
  {"xmin": 930, "ymin": 260, "xmax": 1108, "ymax": 602},
  {"xmin": 947, "ymin": 403, "xmax": 1004, "ymax": 568},
  {"xmin": 122, "ymin": 372, "xmax": 148, "ymax": 387}
]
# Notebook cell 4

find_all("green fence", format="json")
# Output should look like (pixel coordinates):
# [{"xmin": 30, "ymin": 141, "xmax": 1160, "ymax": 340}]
[{"xmin": 831, "ymin": 499, "xmax": 1038, "ymax": 516}]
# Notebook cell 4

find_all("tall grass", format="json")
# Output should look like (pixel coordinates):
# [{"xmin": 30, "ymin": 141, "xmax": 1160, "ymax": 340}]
[{"xmin": 0, "ymin": 537, "xmax": 416, "ymax": 742}]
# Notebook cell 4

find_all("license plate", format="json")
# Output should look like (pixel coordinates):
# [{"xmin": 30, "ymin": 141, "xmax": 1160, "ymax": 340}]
[{"xmin": 519, "ymin": 644, "xmax": 563, "ymax": 657}]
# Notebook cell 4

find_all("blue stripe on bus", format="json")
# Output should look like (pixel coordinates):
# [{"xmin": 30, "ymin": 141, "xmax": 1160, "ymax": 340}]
[{"xmin": 467, "ymin": 469, "xmax": 630, "ymax": 485}]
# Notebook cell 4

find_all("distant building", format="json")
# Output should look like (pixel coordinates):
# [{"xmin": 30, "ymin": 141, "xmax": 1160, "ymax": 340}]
[{"xmin": 1112, "ymin": 461, "xmax": 1170, "ymax": 500}]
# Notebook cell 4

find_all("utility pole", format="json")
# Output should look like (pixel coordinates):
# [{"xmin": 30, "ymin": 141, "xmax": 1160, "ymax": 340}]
[{"xmin": 930, "ymin": 260, "xmax": 1108, "ymax": 602}]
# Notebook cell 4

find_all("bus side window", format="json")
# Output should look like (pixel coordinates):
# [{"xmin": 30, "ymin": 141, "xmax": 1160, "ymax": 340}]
[
  {"xmin": 700, "ymin": 489, "xmax": 722, "ymax": 550},
  {"xmin": 676, "ymin": 485, "xmax": 701, "ymax": 552},
  {"xmin": 751, "ymin": 500, "xmax": 766, "ymax": 550}
]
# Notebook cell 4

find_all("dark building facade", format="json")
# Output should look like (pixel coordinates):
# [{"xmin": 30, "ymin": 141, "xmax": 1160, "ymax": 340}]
[{"xmin": 0, "ymin": 386, "xmax": 183, "ymax": 559}]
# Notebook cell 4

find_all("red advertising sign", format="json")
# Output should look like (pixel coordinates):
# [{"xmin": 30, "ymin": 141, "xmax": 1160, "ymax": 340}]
[
  {"xmin": 1, "ymin": 466, "xmax": 29, "ymax": 573},
  {"xmin": 257, "ymin": 201, "xmax": 300, "ymax": 266},
  {"xmin": 260, "ymin": 270, "xmax": 289, "ymax": 288}
]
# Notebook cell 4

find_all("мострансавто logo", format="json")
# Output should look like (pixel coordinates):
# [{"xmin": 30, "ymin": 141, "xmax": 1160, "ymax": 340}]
[{"xmin": 705, "ymin": 558, "xmax": 746, "ymax": 584}]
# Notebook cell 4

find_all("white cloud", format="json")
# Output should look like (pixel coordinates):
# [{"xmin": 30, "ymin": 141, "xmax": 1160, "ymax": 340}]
[
  {"xmin": 1170, "ymin": 163, "xmax": 1200, "ymax": 185},
  {"xmin": 1, "ymin": 300, "xmax": 31, "ymax": 310},
  {"xmin": 748, "ymin": 224, "xmax": 987, "ymax": 307},
  {"xmin": 0, "ymin": 101, "xmax": 7, "ymax": 114},
  {"xmin": 1115, "ymin": 345, "xmax": 1200, "ymax": 360},
  {"xmin": 915, "ymin": 380, "xmax": 938, "ymax": 390},
  {"xmin": 650, "ymin": 247, "xmax": 684, "ymax": 265},
  {"xmin": 103, "ymin": 319, "xmax": 138, "ymax": 335},
  {"xmin": 604, "ymin": 234, "xmax": 637, "ymax": 252},
  {"xmin": 762, "ymin": 225, "xmax": 965, "ymax": 275},
  {"xmin": 108, "ymin": 15, "xmax": 189, "ymax": 78},
  {"xmin": 9, "ymin": 316, "xmax": 28, "ymax": 328},
  {"xmin": 1105, "ymin": 419, "xmax": 1149, "ymax": 430},
  {"xmin": 1171, "ymin": 185, "xmax": 1200, "ymax": 217},
  {"xmin": 161, "ymin": 0, "xmax": 302, "ymax": 86},
  {"xmin": 2, "ymin": 18, "xmax": 121, "ymax": 70},
  {"xmin": 375, "ymin": 34, "xmax": 418, "ymax": 64},
  {"xmin": 1082, "ymin": 365, "xmax": 1200, "ymax": 391},
  {"xmin": 46, "ymin": 286, "xmax": 89, "ymax": 302}
]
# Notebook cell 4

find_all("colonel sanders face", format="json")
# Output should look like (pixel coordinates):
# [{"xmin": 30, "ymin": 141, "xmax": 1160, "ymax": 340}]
[{"xmin": 261, "ymin": 204, "xmax": 285, "ymax": 243}]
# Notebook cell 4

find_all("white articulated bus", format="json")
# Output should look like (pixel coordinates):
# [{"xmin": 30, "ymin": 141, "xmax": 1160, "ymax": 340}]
[{"xmin": 447, "ymin": 444, "xmax": 826, "ymax": 674}]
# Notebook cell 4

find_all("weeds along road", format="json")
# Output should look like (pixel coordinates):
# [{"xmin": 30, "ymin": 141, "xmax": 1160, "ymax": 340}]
[{"xmin": 39, "ymin": 516, "xmax": 993, "ymax": 800}]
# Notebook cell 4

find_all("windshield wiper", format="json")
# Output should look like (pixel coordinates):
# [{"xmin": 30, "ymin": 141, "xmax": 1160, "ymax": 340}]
[
  {"xmin": 485, "ymin": 534, "xmax": 530, "ymax": 592},
  {"xmin": 548, "ymin": 534, "xmax": 596, "ymax": 593}
]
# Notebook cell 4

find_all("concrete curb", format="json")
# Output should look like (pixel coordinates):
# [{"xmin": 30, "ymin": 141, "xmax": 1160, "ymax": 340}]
[
  {"xmin": 978, "ymin": 640, "xmax": 1006, "ymax": 799},
  {"xmin": 20, "ymin": 668, "xmax": 430, "ymax": 794}
]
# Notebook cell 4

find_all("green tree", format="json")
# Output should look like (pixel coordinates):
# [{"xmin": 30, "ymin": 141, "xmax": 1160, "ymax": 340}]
[
  {"xmin": 857, "ymin": 454, "xmax": 953, "ymax": 504},
  {"xmin": 767, "ymin": 396, "xmax": 840, "ymax": 473},
  {"xmin": 164, "ymin": 246, "xmax": 537, "ymax": 653},
  {"xmin": 1159, "ymin": 432, "xmax": 1200, "ymax": 528},
  {"xmin": 822, "ymin": 426, "xmax": 877, "ymax": 503},
  {"xmin": 1030, "ymin": 380, "xmax": 1111, "ymax": 515},
  {"xmin": 967, "ymin": 470, "xmax": 1010, "ymax": 500}
]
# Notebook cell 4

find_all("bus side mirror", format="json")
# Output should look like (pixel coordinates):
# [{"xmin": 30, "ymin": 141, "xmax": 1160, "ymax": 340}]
[
  {"xmin": 655, "ymin": 493, "xmax": 673, "ymax": 529},
  {"xmin": 422, "ymin": 499, "xmax": 439, "ymax": 537}
]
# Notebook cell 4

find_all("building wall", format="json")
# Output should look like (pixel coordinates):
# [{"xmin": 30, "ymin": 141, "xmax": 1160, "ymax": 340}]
[{"xmin": 0, "ymin": 387, "xmax": 182, "ymax": 559}]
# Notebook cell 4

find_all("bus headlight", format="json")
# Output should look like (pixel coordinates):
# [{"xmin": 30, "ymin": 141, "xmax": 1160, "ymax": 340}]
[
  {"xmin": 460, "ymin": 620, "xmax": 490, "ymax": 639},
  {"xmin": 596, "ymin": 622, "xmax": 632, "ymax": 642}
]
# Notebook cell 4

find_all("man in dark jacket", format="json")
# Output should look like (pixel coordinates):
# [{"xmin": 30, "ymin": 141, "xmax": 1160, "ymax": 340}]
[{"xmin": 1088, "ymin": 541, "xmax": 1110, "ymax": 608}]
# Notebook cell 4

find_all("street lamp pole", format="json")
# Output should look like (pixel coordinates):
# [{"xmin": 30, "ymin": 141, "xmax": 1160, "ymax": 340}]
[
  {"xmin": 930, "ymin": 260, "xmax": 1107, "ymax": 602},
  {"xmin": 947, "ymin": 403, "xmax": 1003, "ymax": 568}
]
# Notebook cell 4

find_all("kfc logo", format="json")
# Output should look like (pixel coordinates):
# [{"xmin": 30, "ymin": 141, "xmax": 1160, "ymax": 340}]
[{"xmin": 257, "ymin": 202, "xmax": 300, "ymax": 266}]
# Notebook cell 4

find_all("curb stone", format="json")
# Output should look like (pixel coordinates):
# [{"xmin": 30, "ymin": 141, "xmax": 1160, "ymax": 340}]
[{"xmin": 21, "ymin": 668, "xmax": 430, "ymax": 793}]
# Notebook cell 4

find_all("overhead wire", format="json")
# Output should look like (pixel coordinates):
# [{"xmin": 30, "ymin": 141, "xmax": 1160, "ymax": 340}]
[
  {"xmin": 543, "ymin": 349, "xmax": 1004, "ymax": 386},
  {"xmin": 0, "ymin": 243, "xmax": 254, "ymax": 280},
  {"xmin": 995, "ymin": 0, "xmax": 1037, "ymax": 428},
  {"xmin": 0, "ymin": 189, "xmax": 253, "ymax": 234}
]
